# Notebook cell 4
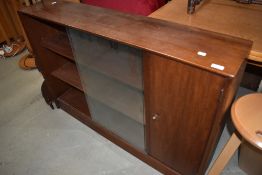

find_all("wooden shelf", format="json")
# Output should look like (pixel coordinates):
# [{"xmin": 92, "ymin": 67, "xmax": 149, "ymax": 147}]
[
  {"xmin": 52, "ymin": 61, "xmax": 143, "ymax": 124},
  {"xmin": 57, "ymin": 88, "xmax": 91, "ymax": 121},
  {"xmin": 52, "ymin": 62, "xmax": 83, "ymax": 91},
  {"xmin": 41, "ymin": 33, "xmax": 74, "ymax": 61}
]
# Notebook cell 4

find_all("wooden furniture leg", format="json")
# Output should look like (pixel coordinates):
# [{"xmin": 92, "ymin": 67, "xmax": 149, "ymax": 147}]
[
  {"xmin": 0, "ymin": 21, "xmax": 10, "ymax": 45},
  {"xmin": 208, "ymin": 133, "xmax": 241, "ymax": 175},
  {"xmin": 41, "ymin": 80, "xmax": 55, "ymax": 109},
  {"xmin": 0, "ymin": 1, "xmax": 17, "ymax": 43},
  {"xmin": 9, "ymin": 0, "xmax": 33, "ymax": 52}
]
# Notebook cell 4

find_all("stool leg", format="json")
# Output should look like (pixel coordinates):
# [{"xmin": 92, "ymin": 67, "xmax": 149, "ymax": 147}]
[{"xmin": 208, "ymin": 133, "xmax": 241, "ymax": 175}]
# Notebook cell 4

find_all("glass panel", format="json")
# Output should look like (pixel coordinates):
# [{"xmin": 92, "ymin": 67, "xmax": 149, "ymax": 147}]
[{"xmin": 68, "ymin": 29, "xmax": 145, "ymax": 150}]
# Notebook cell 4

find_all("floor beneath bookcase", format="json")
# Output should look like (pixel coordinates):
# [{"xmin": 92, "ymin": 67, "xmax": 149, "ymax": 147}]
[{"xmin": 0, "ymin": 51, "xmax": 249, "ymax": 175}]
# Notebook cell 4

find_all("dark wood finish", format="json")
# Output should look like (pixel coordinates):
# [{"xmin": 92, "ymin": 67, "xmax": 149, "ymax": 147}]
[
  {"xmin": 18, "ymin": 0, "xmax": 252, "ymax": 78},
  {"xmin": 41, "ymin": 80, "xmax": 55, "ymax": 109},
  {"xmin": 19, "ymin": 13, "xmax": 71, "ymax": 102},
  {"xmin": 57, "ymin": 88, "xmax": 90, "ymax": 119},
  {"xmin": 52, "ymin": 62, "xmax": 83, "ymax": 91},
  {"xmin": 198, "ymin": 60, "xmax": 247, "ymax": 174},
  {"xmin": 144, "ymin": 52, "xmax": 225, "ymax": 175},
  {"xmin": 18, "ymin": 13, "xmax": 67, "ymax": 75},
  {"xmin": 41, "ymin": 32, "xmax": 74, "ymax": 61},
  {"xmin": 18, "ymin": 2, "xmax": 252, "ymax": 175}
]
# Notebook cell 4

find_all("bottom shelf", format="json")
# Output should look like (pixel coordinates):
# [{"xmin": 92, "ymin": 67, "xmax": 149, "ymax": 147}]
[
  {"xmin": 57, "ymin": 88, "xmax": 91, "ymax": 121},
  {"xmin": 55, "ymin": 88, "xmax": 179, "ymax": 175}
]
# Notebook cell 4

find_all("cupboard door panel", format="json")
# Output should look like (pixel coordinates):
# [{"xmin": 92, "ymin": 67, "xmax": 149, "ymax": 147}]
[{"xmin": 144, "ymin": 53, "xmax": 225, "ymax": 175}]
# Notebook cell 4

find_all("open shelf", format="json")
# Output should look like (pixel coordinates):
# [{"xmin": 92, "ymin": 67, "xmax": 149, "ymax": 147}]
[
  {"xmin": 57, "ymin": 88, "xmax": 90, "ymax": 120},
  {"xmin": 52, "ymin": 62, "xmax": 83, "ymax": 91},
  {"xmin": 41, "ymin": 32, "xmax": 74, "ymax": 61}
]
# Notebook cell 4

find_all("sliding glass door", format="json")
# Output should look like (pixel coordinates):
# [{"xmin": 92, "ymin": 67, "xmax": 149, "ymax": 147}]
[{"xmin": 68, "ymin": 29, "xmax": 145, "ymax": 150}]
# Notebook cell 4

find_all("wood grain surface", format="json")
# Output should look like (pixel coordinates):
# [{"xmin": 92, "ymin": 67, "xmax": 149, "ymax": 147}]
[
  {"xmin": 41, "ymin": 32, "xmax": 74, "ymax": 61},
  {"xmin": 52, "ymin": 62, "xmax": 83, "ymax": 91},
  {"xmin": 58, "ymin": 88, "xmax": 90, "ymax": 120},
  {"xmin": 18, "ymin": 0, "xmax": 252, "ymax": 78},
  {"xmin": 150, "ymin": 0, "xmax": 261, "ymax": 63},
  {"xmin": 144, "ymin": 52, "xmax": 225, "ymax": 175}
]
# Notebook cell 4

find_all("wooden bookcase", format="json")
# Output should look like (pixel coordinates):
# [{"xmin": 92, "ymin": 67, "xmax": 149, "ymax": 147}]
[{"xmin": 18, "ymin": 1, "xmax": 252, "ymax": 175}]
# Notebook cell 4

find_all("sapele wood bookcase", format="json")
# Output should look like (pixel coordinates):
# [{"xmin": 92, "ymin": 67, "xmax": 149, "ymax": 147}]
[{"xmin": 19, "ymin": 1, "xmax": 252, "ymax": 174}]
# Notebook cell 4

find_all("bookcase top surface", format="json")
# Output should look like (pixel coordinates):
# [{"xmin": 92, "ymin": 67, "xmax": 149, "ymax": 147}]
[{"xmin": 19, "ymin": 0, "xmax": 252, "ymax": 77}]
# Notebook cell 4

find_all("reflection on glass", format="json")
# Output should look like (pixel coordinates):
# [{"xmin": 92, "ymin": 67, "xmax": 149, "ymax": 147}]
[{"xmin": 68, "ymin": 29, "xmax": 145, "ymax": 150}]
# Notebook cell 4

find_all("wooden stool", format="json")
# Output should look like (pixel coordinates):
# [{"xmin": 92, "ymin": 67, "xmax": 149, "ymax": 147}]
[{"xmin": 208, "ymin": 93, "xmax": 262, "ymax": 175}]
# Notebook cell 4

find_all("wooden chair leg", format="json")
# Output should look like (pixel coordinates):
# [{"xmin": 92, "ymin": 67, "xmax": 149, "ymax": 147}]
[
  {"xmin": 9, "ymin": 0, "xmax": 33, "ymax": 52},
  {"xmin": 208, "ymin": 132, "xmax": 241, "ymax": 175}
]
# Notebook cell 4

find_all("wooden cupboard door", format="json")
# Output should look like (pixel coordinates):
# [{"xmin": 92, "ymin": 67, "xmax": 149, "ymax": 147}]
[{"xmin": 144, "ymin": 53, "xmax": 225, "ymax": 175}]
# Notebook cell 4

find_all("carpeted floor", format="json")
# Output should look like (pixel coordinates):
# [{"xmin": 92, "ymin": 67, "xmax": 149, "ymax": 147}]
[{"xmin": 0, "ymin": 51, "xmax": 249, "ymax": 175}]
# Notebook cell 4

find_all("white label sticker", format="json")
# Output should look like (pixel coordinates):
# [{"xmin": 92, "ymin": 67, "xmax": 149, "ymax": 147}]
[
  {"xmin": 211, "ymin": 63, "xmax": 224, "ymax": 71},
  {"xmin": 197, "ymin": 51, "xmax": 207, "ymax": 57},
  {"xmin": 51, "ymin": 1, "xmax": 57, "ymax": 5}
]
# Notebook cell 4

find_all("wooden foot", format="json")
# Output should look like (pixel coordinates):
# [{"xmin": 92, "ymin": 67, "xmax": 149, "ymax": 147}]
[
  {"xmin": 208, "ymin": 133, "xmax": 241, "ymax": 175},
  {"xmin": 41, "ymin": 80, "xmax": 55, "ymax": 109}
]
